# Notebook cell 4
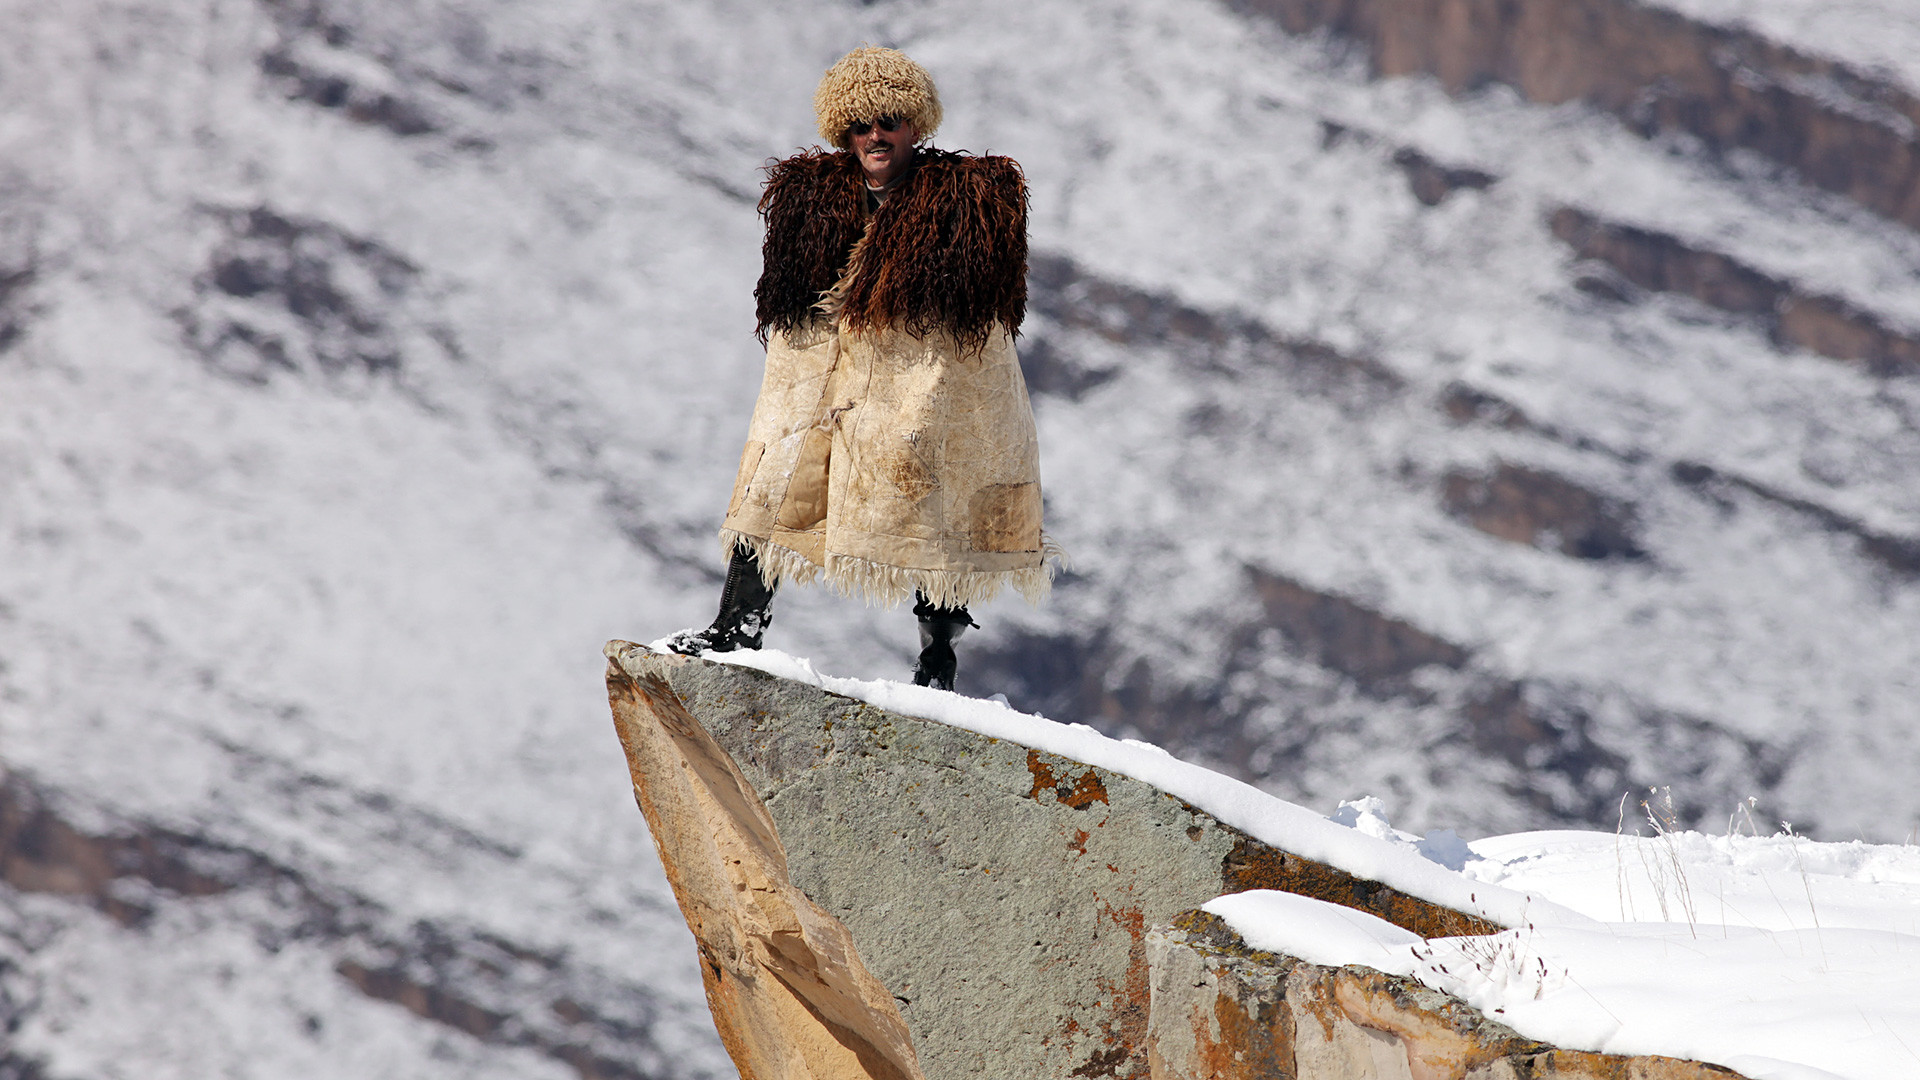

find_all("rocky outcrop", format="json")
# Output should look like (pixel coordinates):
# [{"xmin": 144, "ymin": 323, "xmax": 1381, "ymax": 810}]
[
  {"xmin": 1391, "ymin": 149, "xmax": 1495, "ymax": 208},
  {"xmin": 1232, "ymin": 0, "xmax": 1920, "ymax": 232},
  {"xmin": 1440, "ymin": 463, "xmax": 1645, "ymax": 562},
  {"xmin": 1241, "ymin": 569, "xmax": 1785, "ymax": 807},
  {"xmin": 603, "ymin": 643, "xmax": 1491, "ymax": 1080},
  {"xmin": 604, "ymin": 649, "xmax": 925, "ymax": 1080},
  {"xmin": 181, "ymin": 205, "xmax": 419, "ymax": 383},
  {"xmin": 1550, "ymin": 208, "xmax": 1920, "ymax": 377},
  {"xmin": 259, "ymin": 48, "xmax": 441, "ymax": 138},
  {"xmin": 1245, "ymin": 572, "xmax": 1473, "ymax": 689},
  {"xmin": 603, "ymin": 646, "xmax": 1760, "ymax": 1080},
  {"xmin": 1437, "ymin": 384, "xmax": 1531, "ymax": 433},
  {"xmin": 1149, "ymin": 912, "xmax": 1745, "ymax": 1080},
  {"xmin": 0, "ymin": 264, "xmax": 30, "ymax": 354},
  {"xmin": 1026, "ymin": 254, "xmax": 1402, "ymax": 402},
  {"xmin": 1670, "ymin": 460, "xmax": 1920, "ymax": 577}
]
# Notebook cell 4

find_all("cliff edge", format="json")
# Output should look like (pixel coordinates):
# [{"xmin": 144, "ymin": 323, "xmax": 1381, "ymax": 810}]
[{"xmin": 604, "ymin": 642, "xmax": 1749, "ymax": 1080}]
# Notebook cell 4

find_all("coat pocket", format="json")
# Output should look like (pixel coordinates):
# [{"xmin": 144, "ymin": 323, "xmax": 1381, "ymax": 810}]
[
  {"xmin": 775, "ymin": 428, "xmax": 832, "ymax": 531},
  {"xmin": 967, "ymin": 482, "xmax": 1043, "ymax": 553}
]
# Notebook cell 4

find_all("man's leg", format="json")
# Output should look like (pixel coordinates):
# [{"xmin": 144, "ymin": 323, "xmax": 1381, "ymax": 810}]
[
  {"xmin": 911, "ymin": 591, "xmax": 977, "ymax": 691},
  {"xmin": 670, "ymin": 544, "xmax": 776, "ymax": 654}
]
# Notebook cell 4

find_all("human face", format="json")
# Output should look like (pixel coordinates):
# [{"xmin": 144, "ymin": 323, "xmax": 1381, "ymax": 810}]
[{"xmin": 849, "ymin": 115, "xmax": 918, "ymax": 187}]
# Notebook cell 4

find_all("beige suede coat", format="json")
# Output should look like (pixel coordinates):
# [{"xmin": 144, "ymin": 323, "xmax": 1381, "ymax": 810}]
[
  {"xmin": 719, "ymin": 318, "xmax": 1051, "ymax": 609},
  {"xmin": 719, "ymin": 151, "xmax": 1054, "ymax": 609}
]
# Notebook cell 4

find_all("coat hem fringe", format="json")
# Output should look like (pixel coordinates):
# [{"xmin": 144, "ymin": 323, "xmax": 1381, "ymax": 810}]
[{"xmin": 719, "ymin": 528, "xmax": 1063, "ymax": 610}]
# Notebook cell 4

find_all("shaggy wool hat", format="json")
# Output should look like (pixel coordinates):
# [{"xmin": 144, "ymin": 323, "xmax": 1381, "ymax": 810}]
[{"xmin": 813, "ymin": 46, "xmax": 942, "ymax": 149}]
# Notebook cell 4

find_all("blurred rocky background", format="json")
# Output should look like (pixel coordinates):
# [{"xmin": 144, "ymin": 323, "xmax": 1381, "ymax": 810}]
[{"xmin": 3, "ymin": 0, "xmax": 1918, "ymax": 1075}]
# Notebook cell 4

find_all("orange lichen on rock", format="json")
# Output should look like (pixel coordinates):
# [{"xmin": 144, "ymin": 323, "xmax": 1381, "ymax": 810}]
[
  {"xmin": 1521, "ymin": 1050, "xmax": 1747, "ymax": 1079},
  {"xmin": 1333, "ymin": 969, "xmax": 1522, "ymax": 1080},
  {"xmin": 1028, "ymin": 749, "xmax": 1111, "ymax": 809}
]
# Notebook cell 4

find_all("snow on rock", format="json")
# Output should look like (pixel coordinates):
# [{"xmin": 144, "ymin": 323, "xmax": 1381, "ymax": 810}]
[
  {"xmin": 709, "ymin": 647, "xmax": 1592, "ymax": 933},
  {"xmin": 1203, "ymin": 888, "xmax": 1423, "ymax": 970},
  {"xmin": 1204, "ymin": 831, "xmax": 1920, "ymax": 1080},
  {"xmin": 613, "ymin": 644, "xmax": 1506, "ymax": 1077},
  {"xmin": 1465, "ymin": 827, "xmax": 1920, "ymax": 935},
  {"xmin": 714, "ymin": 649, "xmax": 1920, "ymax": 1080}
]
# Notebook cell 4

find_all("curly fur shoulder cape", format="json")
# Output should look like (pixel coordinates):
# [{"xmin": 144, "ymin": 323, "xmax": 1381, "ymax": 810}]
[{"xmin": 753, "ymin": 148, "xmax": 1028, "ymax": 349}]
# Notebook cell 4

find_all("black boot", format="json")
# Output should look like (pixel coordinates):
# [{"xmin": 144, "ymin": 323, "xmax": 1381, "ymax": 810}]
[
  {"xmin": 669, "ymin": 546, "xmax": 776, "ymax": 655},
  {"xmin": 911, "ymin": 592, "xmax": 977, "ymax": 692}
]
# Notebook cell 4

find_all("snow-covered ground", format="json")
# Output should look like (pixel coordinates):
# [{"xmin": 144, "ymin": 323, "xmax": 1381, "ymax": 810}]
[
  {"xmin": 729, "ymin": 646, "xmax": 1920, "ymax": 1080},
  {"xmin": 5, "ymin": 0, "xmax": 1920, "ymax": 1073},
  {"xmin": 1212, "ymin": 881, "xmax": 1920, "ymax": 1080}
]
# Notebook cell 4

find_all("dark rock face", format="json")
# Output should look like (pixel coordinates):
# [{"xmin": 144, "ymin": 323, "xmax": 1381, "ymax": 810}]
[
  {"xmin": 1440, "ymin": 462, "xmax": 1645, "ymax": 562},
  {"xmin": 1551, "ymin": 208, "xmax": 1783, "ymax": 317},
  {"xmin": 1551, "ymin": 207, "xmax": 1920, "ymax": 376},
  {"xmin": 1240, "ymin": 570, "xmax": 1781, "ymax": 820},
  {"xmin": 1392, "ymin": 147, "xmax": 1495, "ymax": 207},
  {"xmin": 0, "ymin": 266, "xmax": 30, "ymax": 355},
  {"xmin": 1247, "ymin": 569, "xmax": 1471, "ymax": 686},
  {"xmin": 260, "ymin": 50, "xmax": 441, "ymax": 138},
  {"xmin": 1231, "ymin": 0, "xmax": 1920, "ymax": 230},
  {"xmin": 179, "ymin": 206, "xmax": 420, "ymax": 383},
  {"xmin": 1671, "ymin": 460, "xmax": 1920, "ymax": 577},
  {"xmin": 1026, "ymin": 253, "xmax": 1401, "ymax": 402},
  {"xmin": 1438, "ymin": 382, "xmax": 1531, "ymax": 431},
  {"xmin": 1015, "ymin": 334, "xmax": 1120, "ymax": 402},
  {"xmin": 607, "ymin": 646, "xmax": 1494, "ymax": 1080}
]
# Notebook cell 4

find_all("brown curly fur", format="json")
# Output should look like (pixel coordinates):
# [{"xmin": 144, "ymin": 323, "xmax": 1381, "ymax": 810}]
[{"xmin": 754, "ymin": 148, "xmax": 1027, "ymax": 351}]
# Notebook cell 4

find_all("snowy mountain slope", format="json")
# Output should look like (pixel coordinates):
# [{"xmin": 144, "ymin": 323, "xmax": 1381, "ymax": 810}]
[
  {"xmin": 0, "ymin": 1, "xmax": 815, "ymax": 1074},
  {"xmin": 944, "ymin": 2, "xmax": 1920, "ymax": 836},
  {"xmin": 2, "ymin": 0, "xmax": 1918, "ymax": 1075}
]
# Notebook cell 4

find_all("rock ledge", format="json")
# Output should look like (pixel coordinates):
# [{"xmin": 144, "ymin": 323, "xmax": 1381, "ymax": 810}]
[{"xmin": 604, "ymin": 642, "xmax": 1750, "ymax": 1080}]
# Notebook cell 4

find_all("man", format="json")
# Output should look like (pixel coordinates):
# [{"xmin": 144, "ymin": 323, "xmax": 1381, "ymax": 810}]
[{"xmin": 671, "ymin": 46, "xmax": 1056, "ymax": 691}]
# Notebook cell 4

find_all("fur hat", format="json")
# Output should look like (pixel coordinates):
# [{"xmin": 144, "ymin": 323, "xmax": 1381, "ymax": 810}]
[{"xmin": 813, "ymin": 47, "xmax": 942, "ymax": 150}]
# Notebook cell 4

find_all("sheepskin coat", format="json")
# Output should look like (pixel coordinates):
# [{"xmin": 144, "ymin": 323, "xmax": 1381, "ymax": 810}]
[{"xmin": 719, "ymin": 147, "xmax": 1055, "ymax": 609}]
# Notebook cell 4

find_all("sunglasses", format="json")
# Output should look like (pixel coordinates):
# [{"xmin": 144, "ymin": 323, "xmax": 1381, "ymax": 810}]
[{"xmin": 847, "ymin": 116, "xmax": 904, "ymax": 137}]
